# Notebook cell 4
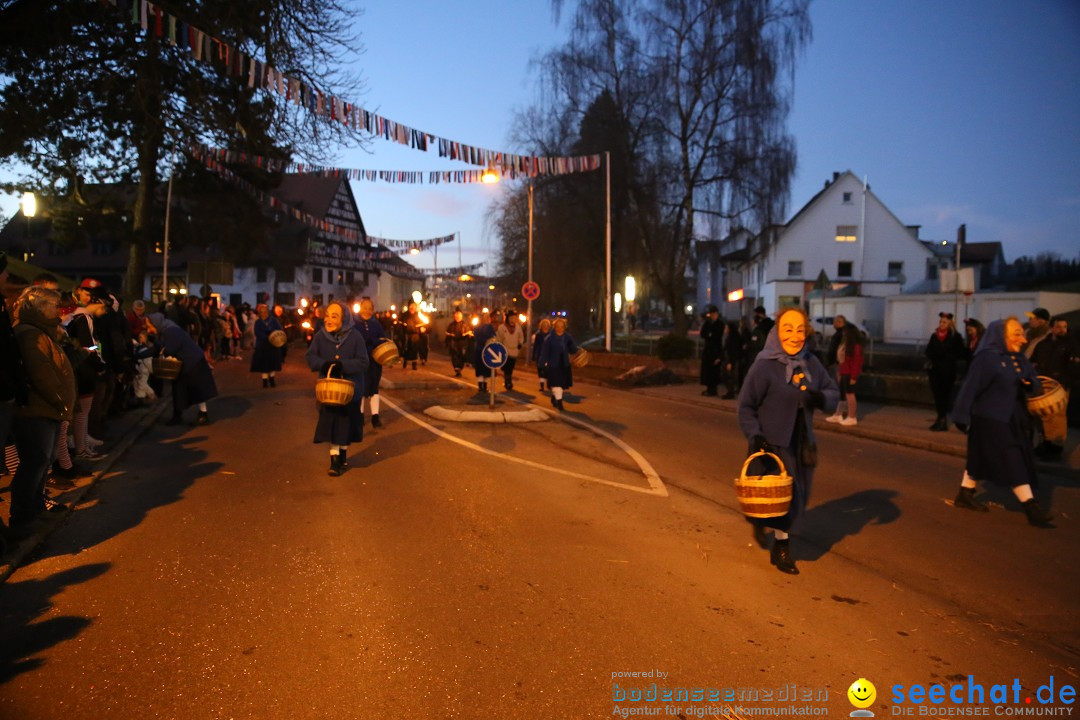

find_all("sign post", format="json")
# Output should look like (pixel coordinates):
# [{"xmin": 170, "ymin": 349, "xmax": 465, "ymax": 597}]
[
  {"xmin": 482, "ymin": 341, "xmax": 508, "ymax": 409},
  {"xmin": 813, "ymin": 269, "xmax": 831, "ymax": 339}
]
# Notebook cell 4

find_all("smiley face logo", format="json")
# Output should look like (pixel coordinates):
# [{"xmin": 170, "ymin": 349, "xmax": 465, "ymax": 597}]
[{"xmin": 848, "ymin": 678, "xmax": 876, "ymax": 709}]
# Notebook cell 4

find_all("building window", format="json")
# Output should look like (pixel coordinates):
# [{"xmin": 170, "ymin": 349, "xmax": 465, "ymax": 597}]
[
  {"xmin": 345, "ymin": 271, "xmax": 355, "ymax": 285},
  {"xmin": 779, "ymin": 295, "xmax": 801, "ymax": 310},
  {"xmin": 257, "ymin": 266, "xmax": 268, "ymax": 282},
  {"xmin": 311, "ymin": 267, "xmax": 323, "ymax": 283},
  {"xmin": 787, "ymin": 261, "xmax": 803, "ymax": 277},
  {"xmin": 337, "ymin": 271, "xmax": 344, "ymax": 284},
  {"xmin": 842, "ymin": 192, "xmax": 853, "ymax": 203},
  {"xmin": 276, "ymin": 292, "xmax": 295, "ymax": 307},
  {"xmin": 888, "ymin": 261, "xmax": 904, "ymax": 279},
  {"xmin": 835, "ymin": 225, "xmax": 857, "ymax": 243},
  {"xmin": 278, "ymin": 266, "xmax": 295, "ymax": 283},
  {"xmin": 838, "ymin": 261, "xmax": 853, "ymax": 278}
]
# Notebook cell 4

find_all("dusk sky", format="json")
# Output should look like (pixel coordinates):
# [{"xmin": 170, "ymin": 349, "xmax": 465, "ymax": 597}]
[{"xmin": 2, "ymin": 0, "xmax": 1078, "ymax": 274}]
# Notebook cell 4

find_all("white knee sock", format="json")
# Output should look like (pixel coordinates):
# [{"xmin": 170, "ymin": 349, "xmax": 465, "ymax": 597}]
[
  {"xmin": 774, "ymin": 530, "xmax": 789, "ymax": 540},
  {"xmin": 262, "ymin": 373, "xmax": 269, "ymax": 379},
  {"xmin": 198, "ymin": 402, "xmax": 207, "ymax": 412},
  {"xmin": 329, "ymin": 445, "xmax": 340, "ymax": 456},
  {"xmin": 1012, "ymin": 484, "xmax": 1034, "ymax": 503},
  {"xmin": 552, "ymin": 387, "xmax": 564, "ymax": 400},
  {"xmin": 961, "ymin": 470, "xmax": 977, "ymax": 489},
  {"xmin": 370, "ymin": 395, "xmax": 380, "ymax": 414}
]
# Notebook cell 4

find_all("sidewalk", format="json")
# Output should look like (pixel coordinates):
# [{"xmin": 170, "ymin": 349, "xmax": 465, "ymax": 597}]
[{"xmin": 629, "ymin": 381, "xmax": 1080, "ymax": 479}]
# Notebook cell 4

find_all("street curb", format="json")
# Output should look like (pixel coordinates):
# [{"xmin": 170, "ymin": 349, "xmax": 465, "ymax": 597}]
[
  {"xmin": 423, "ymin": 405, "xmax": 550, "ymax": 424},
  {"xmin": 0, "ymin": 399, "xmax": 172, "ymax": 584}
]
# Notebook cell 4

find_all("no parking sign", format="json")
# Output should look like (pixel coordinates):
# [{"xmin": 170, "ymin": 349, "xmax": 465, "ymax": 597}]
[{"xmin": 521, "ymin": 281, "xmax": 540, "ymax": 301}]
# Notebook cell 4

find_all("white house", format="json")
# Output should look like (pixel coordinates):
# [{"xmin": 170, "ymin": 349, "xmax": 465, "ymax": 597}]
[{"xmin": 706, "ymin": 171, "xmax": 937, "ymax": 330}]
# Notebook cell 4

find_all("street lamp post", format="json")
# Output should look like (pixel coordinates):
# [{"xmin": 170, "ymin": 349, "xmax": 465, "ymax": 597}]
[{"xmin": 604, "ymin": 151, "xmax": 612, "ymax": 352}]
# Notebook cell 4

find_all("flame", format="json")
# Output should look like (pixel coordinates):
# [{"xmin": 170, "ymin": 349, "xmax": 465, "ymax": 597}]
[
  {"xmin": 391, "ymin": 313, "xmax": 398, "ymax": 320},
  {"xmin": 352, "ymin": 302, "xmax": 361, "ymax": 314},
  {"xmin": 518, "ymin": 313, "xmax": 527, "ymax": 324},
  {"xmin": 300, "ymin": 298, "xmax": 309, "ymax": 308},
  {"xmin": 417, "ymin": 311, "xmax": 429, "ymax": 324},
  {"xmin": 301, "ymin": 321, "xmax": 311, "ymax": 329},
  {"xmin": 297, "ymin": 308, "xmax": 304, "ymax": 316},
  {"xmin": 470, "ymin": 317, "xmax": 479, "ymax": 326}
]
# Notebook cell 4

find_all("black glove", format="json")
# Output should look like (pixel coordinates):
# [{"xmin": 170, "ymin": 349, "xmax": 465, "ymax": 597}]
[
  {"xmin": 954, "ymin": 422, "xmax": 968, "ymax": 434},
  {"xmin": 749, "ymin": 434, "xmax": 772, "ymax": 455},
  {"xmin": 320, "ymin": 360, "xmax": 339, "ymax": 375},
  {"xmin": 804, "ymin": 390, "xmax": 826, "ymax": 409}
]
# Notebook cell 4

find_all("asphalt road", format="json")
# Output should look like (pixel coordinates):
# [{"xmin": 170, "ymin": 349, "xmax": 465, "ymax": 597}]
[{"xmin": 1, "ymin": 352, "xmax": 1077, "ymax": 719}]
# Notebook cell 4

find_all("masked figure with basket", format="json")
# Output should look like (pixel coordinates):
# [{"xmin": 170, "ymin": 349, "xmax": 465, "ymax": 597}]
[
  {"xmin": 950, "ymin": 318, "xmax": 1053, "ymax": 528},
  {"xmin": 250, "ymin": 303, "xmax": 283, "ymax": 388},
  {"xmin": 305, "ymin": 302, "xmax": 369, "ymax": 477},
  {"xmin": 737, "ymin": 308, "xmax": 839, "ymax": 574},
  {"xmin": 147, "ymin": 313, "xmax": 218, "ymax": 426}
]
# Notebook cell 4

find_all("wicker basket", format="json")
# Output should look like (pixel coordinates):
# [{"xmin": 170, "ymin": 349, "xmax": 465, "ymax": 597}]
[
  {"xmin": 315, "ymin": 367, "xmax": 354, "ymax": 406},
  {"xmin": 570, "ymin": 347, "xmax": 590, "ymax": 368},
  {"xmin": 1027, "ymin": 376, "xmax": 1067, "ymax": 420},
  {"xmin": 268, "ymin": 329, "xmax": 288, "ymax": 348},
  {"xmin": 734, "ymin": 451, "xmax": 793, "ymax": 519},
  {"xmin": 152, "ymin": 356, "xmax": 183, "ymax": 380},
  {"xmin": 372, "ymin": 339, "xmax": 401, "ymax": 367}
]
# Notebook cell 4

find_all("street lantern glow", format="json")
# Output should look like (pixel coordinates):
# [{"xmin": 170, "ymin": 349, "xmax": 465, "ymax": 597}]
[
  {"xmin": 458, "ymin": 274, "xmax": 472, "ymax": 282},
  {"xmin": 614, "ymin": 292, "xmax": 622, "ymax": 313},
  {"xmin": 300, "ymin": 297, "xmax": 309, "ymax": 308},
  {"xmin": 409, "ymin": 247, "xmax": 420, "ymax": 255},
  {"xmin": 624, "ymin": 275, "xmax": 636, "ymax": 302},
  {"xmin": 21, "ymin": 191, "xmax": 36, "ymax": 218},
  {"xmin": 480, "ymin": 166, "xmax": 500, "ymax": 184},
  {"xmin": 488, "ymin": 284, "xmax": 495, "ymax": 291},
  {"xmin": 518, "ymin": 313, "xmax": 527, "ymax": 324},
  {"xmin": 352, "ymin": 302, "xmax": 361, "ymax": 314},
  {"xmin": 727, "ymin": 289, "xmax": 744, "ymax": 302}
]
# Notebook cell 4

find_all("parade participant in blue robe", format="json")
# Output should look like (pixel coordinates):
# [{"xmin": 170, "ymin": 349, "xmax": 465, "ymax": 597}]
[
  {"xmin": 305, "ymin": 302, "xmax": 369, "ymax": 477},
  {"xmin": 538, "ymin": 318, "xmax": 578, "ymax": 411},
  {"xmin": 471, "ymin": 312, "xmax": 497, "ymax": 394},
  {"xmin": 532, "ymin": 318, "xmax": 551, "ymax": 392},
  {"xmin": 148, "ymin": 312, "xmax": 219, "ymax": 426},
  {"xmin": 354, "ymin": 298, "xmax": 387, "ymax": 428},
  {"xmin": 951, "ymin": 317, "xmax": 1052, "ymax": 528},
  {"xmin": 249, "ymin": 303, "xmax": 283, "ymax": 388},
  {"xmin": 737, "ymin": 308, "xmax": 839, "ymax": 575}
]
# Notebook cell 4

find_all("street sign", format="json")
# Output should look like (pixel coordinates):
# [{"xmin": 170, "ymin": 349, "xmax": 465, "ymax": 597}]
[
  {"xmin": 481, "ymin": 341, "xmax": 508, "ymax": 369},
  {"xmin": 521, "ymin": 281, "xmax": 540, "ymax": 301}
]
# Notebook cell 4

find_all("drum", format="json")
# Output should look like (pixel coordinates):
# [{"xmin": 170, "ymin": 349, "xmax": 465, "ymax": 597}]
[
  {"xmin": 570, "ymin": 347, "xmax": 590, "ymax": 368},
  {"xmin": 151, "ymin": 356, "xmax": 183, "ymax": 380},
  {"xmin": 268, "ymin": 329, "xmax": 288, "ymax": 348},
  {"xmin": 1027, "ymin": 376, "xmax": 1067, "ymax": 420},
  {"xmin": 734, "ymin": 451, "xmax": 792, "ymax": 519},
  {"xmin": 315, "ymin": 368, "xmax": 355, "ymax": 406},
  {"xmin": 371, "ymin": 339, "xmax": 401, "ymax": 368}
]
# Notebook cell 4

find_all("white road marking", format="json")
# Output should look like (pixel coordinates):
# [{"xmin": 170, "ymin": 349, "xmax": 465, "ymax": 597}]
[{"xmin": 380, "ymin": 371, "xmax": 668, "ymax": 497}]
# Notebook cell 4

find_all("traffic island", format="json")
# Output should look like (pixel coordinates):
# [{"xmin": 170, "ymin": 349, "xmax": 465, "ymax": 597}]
[{"xmin": 423, "ymin": 404, "xmax": 550, "ymax": 424}]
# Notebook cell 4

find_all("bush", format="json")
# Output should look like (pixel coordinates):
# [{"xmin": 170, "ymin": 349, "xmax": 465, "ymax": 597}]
[{"xmin": 656, "ymin": 333, "xmax": 696, "ymax": 361}]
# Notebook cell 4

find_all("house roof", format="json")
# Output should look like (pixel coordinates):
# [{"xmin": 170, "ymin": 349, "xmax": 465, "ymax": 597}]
[
  {"xmin": 274, "ymin": 174, "xmax": 344, "ymax": 216},
  {"xmin": 960, "ymin": 241, "xmax": 1004, "ymax": 263}
]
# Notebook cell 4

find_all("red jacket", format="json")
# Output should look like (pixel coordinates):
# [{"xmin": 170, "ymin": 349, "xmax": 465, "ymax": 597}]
[{"xmin": 837, "ymin": 342, "xmax": 864, "ymax": 382}]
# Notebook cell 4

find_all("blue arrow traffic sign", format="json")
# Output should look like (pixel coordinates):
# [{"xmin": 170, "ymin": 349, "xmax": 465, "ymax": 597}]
[{"xmin": 481, "ymin": 341, "xmax": 509, "ymax": 369}]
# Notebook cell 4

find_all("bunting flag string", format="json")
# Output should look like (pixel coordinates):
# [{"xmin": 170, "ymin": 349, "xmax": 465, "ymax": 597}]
[
  {"xmin": 421, "ymin": 263, "xmax": 486, "ymax": 277},
  {"xmin": 101, "ymin": 1, "xmax": 602, "ymax": 179},
  {"xmin": 188, "ymin": 147, "xmax": 445, "ymax": 272}
]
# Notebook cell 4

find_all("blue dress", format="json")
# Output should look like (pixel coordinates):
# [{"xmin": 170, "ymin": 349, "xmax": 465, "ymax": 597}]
[
  {"xmin": 532, "ymin": 329, "xmax": 549, "ymax": 378},
  {"xmin": 147, "ymin": 313, "xmax": 219, "ymax": 408},
  {"xmin": 354, "ymin": 315, "xmax": 386, "ymax": 398},
  {"xmin": 306, "ymin": 324, "xmax": 369, "ymax": 445},
  {"xmin": 472, "ymin": 323, "xmax": 497, "ymax": 379},
  {"xmin": 250, "ymin": 317, "xmax": 283, "ymax": 373},
  {"xmin": 737, "ymin": 328, "xmax": 840, "ymax": 532},
  {"xmin": 538, "ymin": 331, "xmax": 578, "ymax": 389}
]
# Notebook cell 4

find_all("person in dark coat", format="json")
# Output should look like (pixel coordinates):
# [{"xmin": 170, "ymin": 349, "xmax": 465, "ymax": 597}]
[
  {"xmin": 400, "ymin": 302, "xmax": 422, "ymax": 370},
  {"xmin": 249, "ymin": 303, "xmax": 283, "ymax": 388},
  {"xmin": 951, "ymin": 318, "xmax": 1053, "ymax": 528},
  {"xmin": 744, "ymin": 305, "xmax": 775, "ymax": 369},
  {"xmin": 9, "ymin": 287, "xmax": 77, "ymax": 538},
  {"xmin": 737, "ymin": 308, "xmax": 840, "ymax": 575},
  {"xmin": 306, "ymin": 301, "xmax": 369, "ymax": 476},
  {"xmin": 0, "ymin": 252, "xmax": 30, "ymax": 479},
  {"xmin": 699, "ymin": 305, "xmax": 723, "ymax": 397},
  {"xmin": 721, "ymin": 321, "xmax": 744, "ymax": 399},
  {"xmin": 1030, "ymin": 316, "xmax": 1075, "ymax": 459},
  {"xmin": 354, "ymin": 298, "xmax": 387, "ymax": 428},
  {"xmin": 444, "ymin": 309, "xmax": 473, "ymax": 377},
  {"xmin": 532, "ymin": 318, "xmax": 551, "ymax": 392},
  {"xmin": 273, "ymin": 304, "xmax": 291, "ymax": 363},
  {"xmin": 471, "ymin": 312, "xmax": 497, "ymax": 394},
  {"xmin": 925, "ymin": 312, "xmax": 967, "ymax": 431},
  {"xmin": 147, "ymin": 312, "xmax": 218, "ymax": 426},
  {"xmin": 538, "ymin": 318, "xmax": 578, "ymax": 411}
]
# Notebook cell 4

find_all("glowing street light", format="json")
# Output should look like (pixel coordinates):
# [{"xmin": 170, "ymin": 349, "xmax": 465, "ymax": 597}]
[
  {"xmin": 624, "ymin": 275, "xmax": 636, "ymax": 302},
  {"xmin": 480, "ymin": 166, "xmax": 500, "ymax": 184},
  {"xmin": 614, "ymin": 292, "xmax": 622, "ymax": 313},
  {"xmin": 21, "ymin": 191, "xmax": 36, "ymax": 219},
  {"xmin": 411, "ymin": 290, "xmax": 423, "ymax": 304},
  {"xmin": 409, "ymin": 247, "xmax": 420, "ymax": 255}
]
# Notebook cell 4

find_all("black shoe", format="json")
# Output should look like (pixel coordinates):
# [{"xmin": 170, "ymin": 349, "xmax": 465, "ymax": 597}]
[
  {"xmin": 262, "ymin": 378, "xmax": 270, "ymax": 389},
  {"xmin": 1022, "ymin": 499, "xmax": 1055, "ymax": 528},
  {"xmin": 550, "ymin": 395, "xmax": 558, "ymax": 408},
  {"xmin": 751, "ymin": 524, "xmax": 773, "ymax": 550},
  {"xmin": 194, "ymin": 411, "xmax": 209, "ymax": 426},
  {"xmin": 51, "ymin": 463, "xmax": 82, "ymax": 481},
  {"xmin": 954, "ymin": 486, "xmax": 989, "ymax": 512},
  {"xmin": 555, "ymin": 399, "xmax": 565, "ymax": 411},
  {"xmin": 930, "ymin": 418, "xmax": 947, "ymax": 431},
  {"xmin": 506, "ymin": 382, "xmax": 513, "ymax": 391},
  {"xmin": 769, "ymin": 539, "xmax": 799, "ymax": 575},
  {"xmin": 48, "ymin": 472, "xmax": 77, "ymax": 489},
  {"xmin": 701, "ymin": 390, "xmax": 717, "ymax": 397},
  {"xmin": 371, "ymin": 414, "xmax": 382, "ymax": 428},
  {"xmin": 328, "ymin": 453, "xmax": 345, "ymax": 477},
  {"xmin": 454, "ymin": 369, "xmax": 462, "ymax": 377},
  {"xmin": 44, "ymin": 497, "xmax": 69, "ymax": 514},
  {"xmin": 479, "ymin": 383, "xmax": 487, "ymax": 394},
  {"xmin": 412, "ymin": 361, "xmax": 417, "ymax": 370},
  {"xmin": 269, "ymin": 376, "xmax": 276, "ymax": 388}
]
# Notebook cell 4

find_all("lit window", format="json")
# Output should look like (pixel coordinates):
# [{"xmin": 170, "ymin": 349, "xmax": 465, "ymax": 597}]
[
  {"xmin": 787, "ymin": 261, "xmax": 803, "ymax": 277},
  {"xmin": 838, "ymin": 261, "xmax": 853, "ymax": 277},
  {"xmin": 835, "ymin": 225, "xmax": 857, "ymax": 243}
]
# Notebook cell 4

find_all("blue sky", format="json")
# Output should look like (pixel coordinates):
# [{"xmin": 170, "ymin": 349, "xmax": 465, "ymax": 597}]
[{"xmin": 3, "ymin": 0, "xmax": 1078, "ymax": 270}]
